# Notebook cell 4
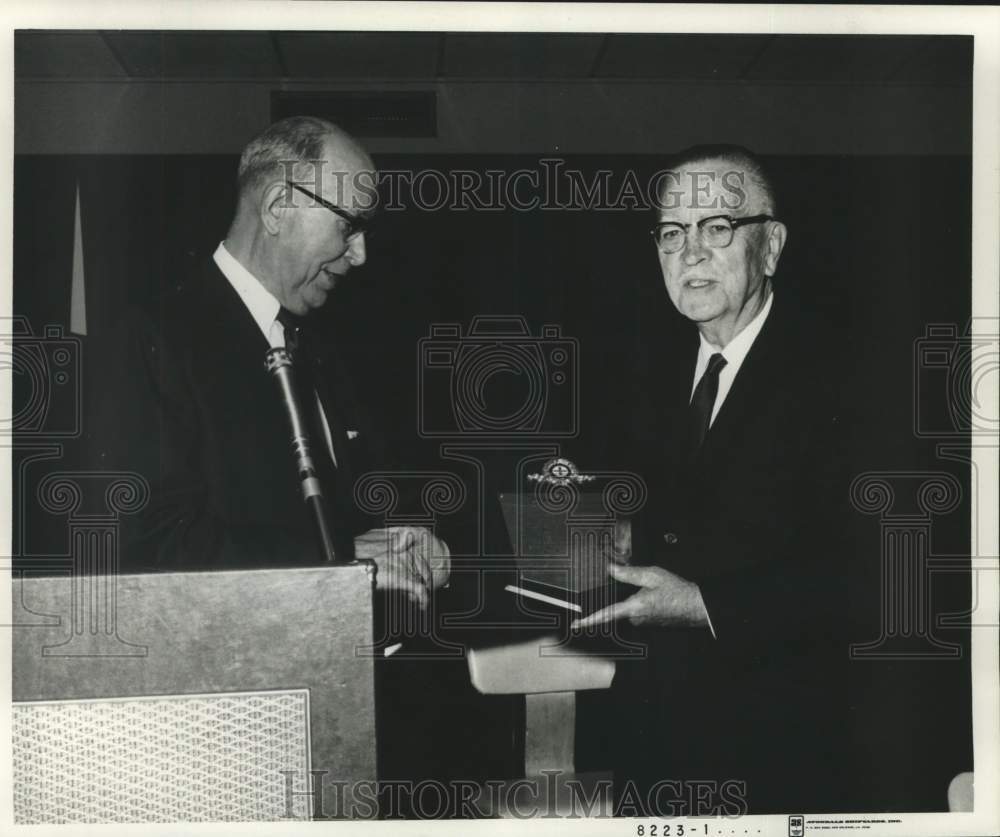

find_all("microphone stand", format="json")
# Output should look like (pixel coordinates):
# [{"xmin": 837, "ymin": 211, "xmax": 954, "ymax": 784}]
[{"xmin": 265, "ymin": 347, "xmax": 342, "ymax": 563}]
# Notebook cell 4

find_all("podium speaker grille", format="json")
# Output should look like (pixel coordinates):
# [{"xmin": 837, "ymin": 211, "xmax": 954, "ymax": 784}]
[{"xmin": 13, "ymin": 689, "xmax": 312, "ymax": 823}]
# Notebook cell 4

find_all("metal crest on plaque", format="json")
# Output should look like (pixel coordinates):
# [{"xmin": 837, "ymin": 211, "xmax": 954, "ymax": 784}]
[{"xmin": 526, "ymin": 457, "xmax": 596, "ymax": 487}]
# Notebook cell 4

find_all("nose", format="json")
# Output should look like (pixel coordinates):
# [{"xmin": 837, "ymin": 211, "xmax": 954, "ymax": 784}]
[
  {"xmin": 345, "ymin": 232, "xmax": 367, "ymax": 267},
  {"xmin": 681, "ymin": 226, "xmax": 709, "ymax": 265}
]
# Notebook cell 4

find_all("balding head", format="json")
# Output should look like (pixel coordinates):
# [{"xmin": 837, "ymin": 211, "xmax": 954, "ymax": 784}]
[
  {"xmin": 236, "ymin": 116, "xmax": 375, "ymax": 212},
  {"xmin": 225, "ymin": 117, "xmax": 376, "ymax": 315}
]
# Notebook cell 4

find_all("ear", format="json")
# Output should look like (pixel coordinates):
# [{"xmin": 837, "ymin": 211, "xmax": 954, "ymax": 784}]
[
  {"xmin": 259, "ymin": 181, "xmax": 291, "ymax": 235},
  {"xmin": 762, "ymin": 220, "xmax": 788, "ymax": 277}
]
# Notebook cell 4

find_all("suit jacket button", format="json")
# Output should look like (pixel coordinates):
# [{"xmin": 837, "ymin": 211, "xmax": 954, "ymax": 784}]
[{"xmin": 663, "ymin": 533, "xmax": 678, "ymax": 545}]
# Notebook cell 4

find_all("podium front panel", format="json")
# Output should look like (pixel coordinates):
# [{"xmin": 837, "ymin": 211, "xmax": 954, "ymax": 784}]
[{"xmin": 12, "ymin": 565, "xmax": 376, "ymax": 821}]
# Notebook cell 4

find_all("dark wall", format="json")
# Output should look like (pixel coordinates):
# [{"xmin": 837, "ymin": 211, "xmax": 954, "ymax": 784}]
[{"xmin": 12, "ymin": 152, "xmax": 973, "ymax": 463}]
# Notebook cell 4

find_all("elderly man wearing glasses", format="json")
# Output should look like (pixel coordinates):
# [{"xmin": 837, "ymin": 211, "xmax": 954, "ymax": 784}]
[
  {"xmin": 109, "ymin": 115, "xmax": 449, "ymax": 604},
  {"xmin": 574, "ymin": 146, "xmax": 852, "ymax": 814}
]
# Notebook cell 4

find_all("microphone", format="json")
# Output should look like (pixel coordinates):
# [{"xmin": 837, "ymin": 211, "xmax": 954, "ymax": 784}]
[{"xmin": 264, "ymin": 347, "xmax": 342, "ymax": 563}]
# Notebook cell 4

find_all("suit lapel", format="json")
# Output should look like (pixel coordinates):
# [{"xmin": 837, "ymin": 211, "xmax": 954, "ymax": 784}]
[
  {"xmin": 662, "ymin": 333, "xmax": 700, "ymax": 466},
  {"xmin": 196, "ymin": 260, "xmax": 275, "ymax": 385},
  {"xmin": 700, "ymin": 296, "xmax": 784, "ymax": 460},
  {"xmin": 202, "ymin": 263, "xmax": 357, "ymax": 473},
  {"xmin": 308, "ymin": 328, "xmax": 364, "ymax": 483},
  {"xmin": 194, "ymin": 262, "xmax": 287, "ymax": 437},
  {"xmin": 198, "ymin": 262, "xmax": 370, "ymax": 541}
]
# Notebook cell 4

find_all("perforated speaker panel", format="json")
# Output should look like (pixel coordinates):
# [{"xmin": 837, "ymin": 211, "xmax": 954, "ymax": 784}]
[{"xmin": 13, "ymin": 689, "xmax": 312, "ymax": 823}]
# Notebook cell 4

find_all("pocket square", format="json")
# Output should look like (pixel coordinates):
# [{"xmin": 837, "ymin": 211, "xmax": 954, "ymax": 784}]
[{"xmin": 347, "ymin": 430, "xmax": 359, "ymax": 440}]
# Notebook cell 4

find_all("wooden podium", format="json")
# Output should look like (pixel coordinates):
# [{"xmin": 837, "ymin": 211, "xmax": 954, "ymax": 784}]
[{"xmin": 12, "ymin": 564, "xmax": 377, "ymax": 822}]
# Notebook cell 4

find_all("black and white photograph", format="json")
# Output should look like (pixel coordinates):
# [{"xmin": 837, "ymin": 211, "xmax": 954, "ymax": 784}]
[{"xmin": 2, "ymin": 3, "xmax": 998, "ymax": 835}]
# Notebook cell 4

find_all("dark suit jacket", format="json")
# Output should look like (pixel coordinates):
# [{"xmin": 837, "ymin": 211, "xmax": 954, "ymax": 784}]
[
  {"xmin": 610, "ymin": 293, "xmax": 854, "ymax": 813},
  {"xmin": 102, "ymin": 259, "xmax": 388, "ymax": 572},
  {"xmin": 90, "ymin": 260, "xmax": 488, "ymax": 788}
]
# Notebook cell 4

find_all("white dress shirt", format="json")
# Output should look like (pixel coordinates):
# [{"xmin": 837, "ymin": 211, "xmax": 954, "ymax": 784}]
[
  {"xmin": 690, "ymin": 290, "xmax": 774, "ymax": 425},
  {"xmin": 213, "ymin": 242, "xmax": 338, "ymax": 465}
]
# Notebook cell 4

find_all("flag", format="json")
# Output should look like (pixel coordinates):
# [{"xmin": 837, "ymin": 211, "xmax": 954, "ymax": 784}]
[{"xmin": 70, "ymin": 182, "xmax": 87, "ymax": 336}]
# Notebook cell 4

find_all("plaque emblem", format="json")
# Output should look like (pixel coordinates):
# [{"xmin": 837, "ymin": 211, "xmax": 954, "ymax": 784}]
[{"xmin": 527, "ymin": 457, "xmax": 595, "ymax": 487}]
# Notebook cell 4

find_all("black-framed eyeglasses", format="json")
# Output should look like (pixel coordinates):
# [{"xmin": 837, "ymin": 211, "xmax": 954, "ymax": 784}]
[
  {"xmin": 287, "ymin": 182, "xmax": 371, "ymax": 241},
  {"xmin": 650, "ymin": 214, "xmax": 774, "ymax": 254}
]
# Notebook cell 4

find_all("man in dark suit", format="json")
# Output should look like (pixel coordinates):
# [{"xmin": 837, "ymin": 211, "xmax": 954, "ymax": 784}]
[
  {"xmin": 573, "ymin": 145, "xmax": 851, "ymax": 814},
  {"xmin": 108, "ymin": 116, "xmax": 448, "ymax": 602},
  {"xmin": 92, "ymin": 117, "xmax": 465, "ymax": 797}
]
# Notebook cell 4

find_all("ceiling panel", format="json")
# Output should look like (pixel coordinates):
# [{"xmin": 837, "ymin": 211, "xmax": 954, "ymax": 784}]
[
  {"xmin": 14, "ymin": 31, "xmax": 973, "ymax": 86},
  {"xmin": 743, "ymin": 35, "xmax": 929, "ymax": 84},
  {"xmin": 596, "ymin": 34, "xmax": 769, "ymax": 80},
  {"xmin": 15, "ymin": 31, "xmax": 128, "ymax": 78},
  {"xmin": 104, "ymin": 32, "xmax": 281, "ymax": 78},
  {"xmin": 441, "ymin": 33, "xmax": 605, "ymax": 78},
  {"xmin": 275, "ymin": 32, "xmax": 440, "ymax": 79}
]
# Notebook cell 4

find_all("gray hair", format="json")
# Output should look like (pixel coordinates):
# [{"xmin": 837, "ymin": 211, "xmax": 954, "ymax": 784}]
[
  {"xmin": 236, "ymin": 116, "xmax": 338, "ymax": 197},
  {"xmin": 658, "ymin": 144, "xmax": 779, "ymax": 218}
]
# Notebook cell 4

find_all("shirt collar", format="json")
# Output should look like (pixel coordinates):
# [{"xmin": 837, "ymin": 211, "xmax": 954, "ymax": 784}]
[
  {"xmin": 695, "ymin": 291, "xmax": 774, "ymax": 384},
  {"xmin": 697, "ymin": 289, "xmax": 774, "ymax": 372},
  {"xmin": 213, "ymin": 241, "xmax": 281, "ymax": 341}
]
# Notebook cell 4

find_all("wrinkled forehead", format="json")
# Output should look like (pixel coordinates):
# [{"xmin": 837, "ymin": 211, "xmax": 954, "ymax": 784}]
[{"xmin": 655, "ymin": 158, "xmax": 759, "ymax": 219}]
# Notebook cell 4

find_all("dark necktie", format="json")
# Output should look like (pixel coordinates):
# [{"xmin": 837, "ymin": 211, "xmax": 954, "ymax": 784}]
[
  {"xmin": 689, "ymin": 352, "xmax": 727, "ymax": 452},
  {"xmin": 276, "ymin": 307, "xmax": 307, "ymax": 360}
]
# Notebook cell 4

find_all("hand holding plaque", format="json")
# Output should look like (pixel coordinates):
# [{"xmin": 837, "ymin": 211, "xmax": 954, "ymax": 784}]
[{"xmin": 570, "ymin": 562, "xmax": 709, "ymax": 631}]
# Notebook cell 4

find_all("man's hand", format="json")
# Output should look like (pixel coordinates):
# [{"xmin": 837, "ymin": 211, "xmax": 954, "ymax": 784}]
[
  {"xmin": 570, "ymin": 562, "xmax": 709, "ymax": 631},
  {"xmin": 612, "ymin": 518, "xmax": 632, "ymax": 564},
  {"xmin": 354, "ymin": 526, "xmax": 451, "ymax": 609}
]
